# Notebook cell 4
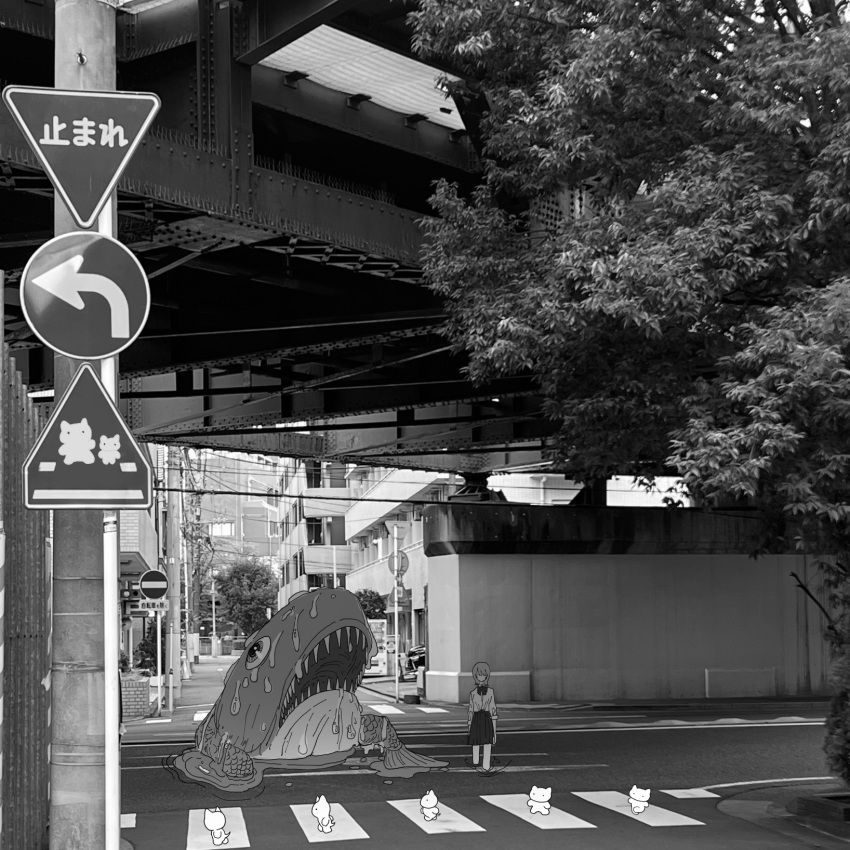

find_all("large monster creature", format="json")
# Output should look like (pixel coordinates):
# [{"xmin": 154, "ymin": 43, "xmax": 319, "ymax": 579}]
[{"xmin": 171, "ymin": 588, "xmax": 447, "ymax": 792}]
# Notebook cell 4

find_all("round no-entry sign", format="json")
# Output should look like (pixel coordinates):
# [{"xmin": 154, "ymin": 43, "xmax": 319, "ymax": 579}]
[
  {"xmin": 21, "ymin": 231, "xmax": 150, "ymax": 359},
  {"xmin": 139, "ymin": 568, "xmax": 168, "ymax": 600}
]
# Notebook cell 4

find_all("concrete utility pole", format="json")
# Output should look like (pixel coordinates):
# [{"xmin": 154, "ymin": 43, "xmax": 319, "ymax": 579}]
[
  {"xmin": 166, "ymin": 446, "xmax": 182, "ymax": 701},
  {"xmin": 50, "ymin": 2, "xmax": 117, "ymax": 848}
]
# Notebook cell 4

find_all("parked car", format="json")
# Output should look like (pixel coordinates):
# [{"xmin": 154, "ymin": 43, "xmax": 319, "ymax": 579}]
[{"xmin": 407, "ymin": 644, "xmax": 426, "ymax": 670}]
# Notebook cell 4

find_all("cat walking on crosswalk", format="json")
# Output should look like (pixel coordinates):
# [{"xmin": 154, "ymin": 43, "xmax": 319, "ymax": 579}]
[
  {"xmin": 420, "ymin": 789, "xmax": 441, "ymax": 821},
  {"xmin": 312, "ymin": 794, "xmax": 336, "ymax": 834},
  {"xmin": 203, "ymin": 808, "xmax": 230, "ymax": 846}
]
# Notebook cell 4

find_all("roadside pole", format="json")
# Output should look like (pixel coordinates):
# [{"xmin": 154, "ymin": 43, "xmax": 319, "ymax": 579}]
[
  {"xmin": 393, "ymin": 527, "xmax": 400, "ymax": 704},
  {"xmin": 51, "ymin": 2, "xmax": 115, "ymax": 847},
  {"xmin": 166, "ymin": 445, "xmax": 182, "ymax": 702},
  {"xmin": 156, "ymin": 609, "xmax": 162, "ymax": 715}
]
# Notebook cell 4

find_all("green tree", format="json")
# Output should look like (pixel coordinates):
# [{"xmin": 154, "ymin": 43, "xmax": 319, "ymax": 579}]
[
  {"xmin": 354, "ymin": 588, "xmax": 386, "ymax": 620},
  {"xmin": 411, "ymin": 1, "xmax": 850, "ymax": 779},
  {"xmin": 216, "ymin": 557, "xmax": 279, "ymax": 635}
]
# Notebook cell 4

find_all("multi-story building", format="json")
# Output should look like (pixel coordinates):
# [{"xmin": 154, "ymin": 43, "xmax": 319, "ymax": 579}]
[
  {"xmin": 196, "ymin": 450, "xmax": 283, "ymax": 567},
  {"xmin": 278, "ymin": 458, "xmax": 352, "ymax": 598}
]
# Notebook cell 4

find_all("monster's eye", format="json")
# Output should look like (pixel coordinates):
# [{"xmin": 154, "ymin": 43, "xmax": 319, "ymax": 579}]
[{"xmin": 245, "ymin": 636, "xmax": 271, "ymax": 669}]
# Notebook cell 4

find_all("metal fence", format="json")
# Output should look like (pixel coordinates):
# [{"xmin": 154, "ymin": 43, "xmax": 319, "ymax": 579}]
[{"xmin": 0, "ymin": 332, "xmax": 51, "ymax": 849}]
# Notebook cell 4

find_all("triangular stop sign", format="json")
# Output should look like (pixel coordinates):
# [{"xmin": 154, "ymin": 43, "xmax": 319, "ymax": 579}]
[
  {"xmin": 2, "ymin": 86, "xmax": 160, "ymax": 228},
  {"xmin": 24, "ymin": 364, "xmax": 152, "ymax": 509}
]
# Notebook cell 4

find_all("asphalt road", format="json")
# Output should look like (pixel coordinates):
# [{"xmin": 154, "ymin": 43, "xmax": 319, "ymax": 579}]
[{"xmin": 121, "ymin": 709, "xmax": 834, "ymax": 849}]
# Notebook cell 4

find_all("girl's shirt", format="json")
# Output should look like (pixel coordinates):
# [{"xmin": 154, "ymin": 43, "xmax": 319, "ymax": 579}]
[{"xmin": 468, "ymin": 687, "xmax": 498, "ymax": 720}]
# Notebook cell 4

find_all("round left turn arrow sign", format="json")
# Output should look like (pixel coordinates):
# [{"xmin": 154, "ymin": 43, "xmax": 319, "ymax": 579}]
[{"xmin": 21, "ymin": 231, "xmax": 150, "ymax": 359}]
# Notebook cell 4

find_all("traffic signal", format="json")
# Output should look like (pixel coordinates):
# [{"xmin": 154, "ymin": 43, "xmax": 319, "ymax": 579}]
[{"xmin": 120, "ymin": 583, "xmax": 141, "ymax": 615}]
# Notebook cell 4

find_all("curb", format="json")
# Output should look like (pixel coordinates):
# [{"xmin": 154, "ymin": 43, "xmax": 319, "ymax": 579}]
[{"xmin": 591, "ymin": 701, "xmax": 830, "ymax": 712}]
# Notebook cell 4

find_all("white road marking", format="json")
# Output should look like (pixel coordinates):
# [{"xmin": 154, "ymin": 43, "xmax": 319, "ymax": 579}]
[
  {"xmin": 144, "ymin": 718, "xmax": 171, "ymax": 724},
  {"xmin": 120, "ymin": 813, "xmax": 136, "ymax": 828},
  {"xmin": 366, "ymin": 704, "xmax": 404, "ymax": 715},
  {"xmin": 413, "ymin": 706, "xmax": 448, "ymax": 713},
  {"xmin": 704, "ymin": 776, "xmax": 834, "ymax": 789},
  {"xmin": 572, "ymin": 791, "xmax": 704, "ymax": 826},
  {"xmin": 187, "ymin": 807, "xmax": 250, "ymax": 849},
  {"xmin": 388, "ymin": 799, "xmax": 486, "ymax": 833},
  {"xmin": 661, "ymin": 789, "xmax": 720, "ymax": 799},
  {"xmin": 481, "ymin": 793, "xmax": 596, "ymax": 829},
  {"xmin": 193, "ymin": 711, "xmax": 209, "ymax": 722},
  {"xmin": 290, "ymin": 803, "xmax": 368, "ymax": 842}
]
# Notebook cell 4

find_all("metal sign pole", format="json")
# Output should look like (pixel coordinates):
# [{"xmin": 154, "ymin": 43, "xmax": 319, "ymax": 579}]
[
  {"xmin": 98, "ymin": 197, "xmax": 121, "ymax": 850},
  {"xmin": 156, "ymin": 609, "xmax": 162, "ymax": 716},
  {"xmin": 393, "ymin": 527, "xmax": 400, "ymax": 704}
]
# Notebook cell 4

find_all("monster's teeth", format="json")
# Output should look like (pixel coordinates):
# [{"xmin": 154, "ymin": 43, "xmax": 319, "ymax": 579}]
[
  {"xmin": 336, "ymin": 627, "xmax": 344, "ymax": 648},
  {"xmin": 346, "ymin": 627, "xmax": 352, "ymax": 651},
  {"xmin": 325, "ymin": 678, "xmax": 332, "ymax": 692},
  {"xmin": 324, "ymin": 635, "xmax": 331, "ymax": 654},
  {"xmin": 314, "ymin": 645, "xmax": 320, "ymax": 663}
]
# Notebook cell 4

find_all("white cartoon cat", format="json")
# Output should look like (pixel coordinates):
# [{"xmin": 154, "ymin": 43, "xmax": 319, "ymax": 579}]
[
  {"xmin": 527, "ymin": 785, "xmax": 552, "ymax": 815},
  {"xmin": 420, "ymin": 789, "xmax": 441, "ymax": 821},
  {"xmin": 98, "ymin": 434, "xmax": 121, "ymax": 465},
  {"xmin": 58, "ymin": 418, "xmax": 96, "ymax": 465},
  {"xmin": 203, "ymin": 807, "xmax": 230, "ymax": 846},
  {"xmin": 628, "ymin": 785, "xmax": 651, "ymax": 814},
  {"xmin": 311, "ymin": 794, "xmax": 335, "ymax": 833}
]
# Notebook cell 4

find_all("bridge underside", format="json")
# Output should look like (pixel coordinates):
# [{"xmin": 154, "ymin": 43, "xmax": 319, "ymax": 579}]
[{"xmin": 0, "ymin": 0, "xmax": 552, "ymax": 473}]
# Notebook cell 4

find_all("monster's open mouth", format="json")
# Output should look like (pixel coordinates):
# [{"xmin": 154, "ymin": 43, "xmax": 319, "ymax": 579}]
[{"xmin": 279, "ymin": 624, "xmax": 371, "ymax": 727}]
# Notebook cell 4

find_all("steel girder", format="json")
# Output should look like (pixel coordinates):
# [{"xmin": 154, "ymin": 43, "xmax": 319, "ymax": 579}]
[{"xmin": 235, "ymin": 0, "xmax": 365, "ymax": 65}]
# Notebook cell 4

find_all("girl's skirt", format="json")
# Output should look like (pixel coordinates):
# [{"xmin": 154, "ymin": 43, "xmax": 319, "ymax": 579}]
[{"xmin": 468, "ymin": 710, "xmax": 494, "ymax": 746}]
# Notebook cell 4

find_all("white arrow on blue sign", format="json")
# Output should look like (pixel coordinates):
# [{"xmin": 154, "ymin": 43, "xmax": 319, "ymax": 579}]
[{"xmin": 21, "ymin": 231, "xmax": 150, "ymax": 360}]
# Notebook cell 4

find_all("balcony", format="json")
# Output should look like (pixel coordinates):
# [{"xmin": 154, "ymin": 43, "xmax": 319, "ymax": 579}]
[
  {"xmin": 302, "ymin": 486, "xmax": 353, "ymax": 518},
  {"xmin": 346, "ymin": 469, "xmax": 452, "ymax": 539}
]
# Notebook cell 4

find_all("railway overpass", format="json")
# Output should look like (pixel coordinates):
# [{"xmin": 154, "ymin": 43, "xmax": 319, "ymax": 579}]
[{"xmin": 0, "ymin": 0, "xmax": 552, "ymax": 475}]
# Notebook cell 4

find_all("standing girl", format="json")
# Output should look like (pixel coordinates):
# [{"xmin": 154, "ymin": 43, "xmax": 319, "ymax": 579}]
[{"xmin": 467, "ymin": 660, "xmax": 498, "ymax": 773}]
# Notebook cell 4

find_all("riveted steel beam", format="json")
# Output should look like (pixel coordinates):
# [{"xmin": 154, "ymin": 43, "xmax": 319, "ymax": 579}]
[
  {"xmin": 117, "ymin": 0, "xmax": 197, "ymax": 61},
  {"xmin": 144, "ymin": 429, "xmax": 325, "ymax": 458},
  {"xmin": 235, "ymin": 0, "xmax": 363, "ymax": 65},
  {"xmin": 0, "ymin": 0, "xmax": 54, "ymax": 40}
]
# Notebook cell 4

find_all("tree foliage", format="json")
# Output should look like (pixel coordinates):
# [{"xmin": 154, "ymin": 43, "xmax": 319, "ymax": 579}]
[
  {"xmin": 215, "ymin": 557, "xmax": 279, "ymax": 636},
  {"xmin": 412, "ymin": 0, "xmax": 850, "ymax": 781},
  {"xmin": 354, "ymin": 589, "xmax": 386, "ymax": 620}
]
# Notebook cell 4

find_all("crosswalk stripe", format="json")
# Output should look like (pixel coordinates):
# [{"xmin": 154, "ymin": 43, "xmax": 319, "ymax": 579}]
[
  {"xmin": 120, "ymin": 813, "xmax": 135, "ymax": 829},
  {"xmin": 387, "ymin": 799, "xmax": 486, "ymax": 834},
  {"xmin": 290, "ymin": 803, "xmax": 369, "ymax": 842},
  {"xmin": 572, "ymin": 792, "xmax": 705, "ymax": 826},
  {"xmin": 481, "ymin": 794, "xmax": 596, "ymax": 829},
  {"xmin": 193, "ymin": 711, "xmax": 209, "ymax": 722},
  {"xmin": 187, "ymin": 807, "xmax": 251, "ymax": 849},
  {"xmin": 412, "ymin": 706, "xmax": 448, "ymax": 713},
  {"xmin": 661, "ymin": 788, "xmax": 720, "ymax": 799},
  {"xmin": 366, "ymin": 704, "xmax": 404, "ymax": 715}
]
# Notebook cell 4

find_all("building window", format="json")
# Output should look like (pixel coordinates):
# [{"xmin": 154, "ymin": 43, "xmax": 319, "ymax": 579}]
[
  {"xmin": 207, "ymin": 521, "xmax": 234, "ymax": 537},
  {"xmin": 306, "ymin": 517, "xmax": 324, "ymax": 545},
  {"xmin": 305, "ymin": 460, "xmax": 322, "ymax": 488}
]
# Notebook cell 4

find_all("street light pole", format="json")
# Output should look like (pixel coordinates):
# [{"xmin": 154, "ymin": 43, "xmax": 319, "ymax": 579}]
[
  {"xmin": 211, "ymin": 568, "xmax": 217, "ymax": 653},
  {"xmin": 392, "ymin": 526, "xmax": 399, "ymax": 705}
]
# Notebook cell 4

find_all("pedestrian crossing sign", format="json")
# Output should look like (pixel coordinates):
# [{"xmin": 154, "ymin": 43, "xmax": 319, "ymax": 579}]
[{"xmin": 23, "ymin": 363, "xmax": 152, "ymax": 509}]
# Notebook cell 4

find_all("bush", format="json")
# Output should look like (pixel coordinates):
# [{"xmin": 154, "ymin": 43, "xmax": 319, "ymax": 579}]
[
  {"xmin": 825, "ymin": 652, "xmax": 850, "ymax": 784},
  {"xmin": 134, "ymin": 621, "xmax": 167, "ymax": 674}
]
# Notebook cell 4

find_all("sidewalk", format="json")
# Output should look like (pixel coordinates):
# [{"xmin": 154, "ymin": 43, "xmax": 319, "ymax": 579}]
[
  {"xmin": 151, "ymin": 656, "xmax": 832, "ymax": 714},
  {"xmin": 719, "ymin": 780, "xmax": 850, "ymax": 848}
]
